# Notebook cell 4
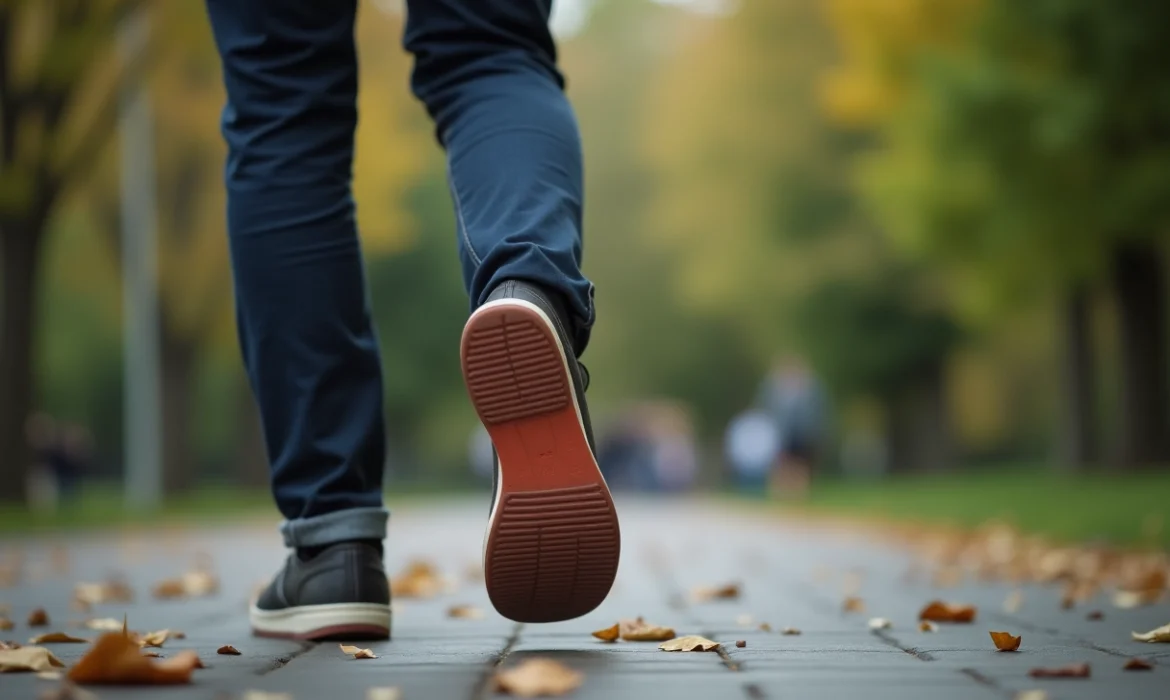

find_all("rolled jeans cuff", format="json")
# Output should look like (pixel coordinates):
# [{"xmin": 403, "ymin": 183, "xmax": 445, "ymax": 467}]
[{"xmin": 280, "ymin": 507, "xmax": 389, "ymax": 548}]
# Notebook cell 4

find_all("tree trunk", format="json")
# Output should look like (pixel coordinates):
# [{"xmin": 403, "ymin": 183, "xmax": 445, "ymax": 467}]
[
  {"xmin": 234, "ymin": 377, "xmax": 269, "ymax": 489},
  {"xmin": 160, "ymin": 326, "xmax": 196, "ymax": 495},
  {"xmin": 1058, "ymin": 284, "xmax": 1097, "ymax": 468},
  {"xmin": 1113, "ymin": 241, "xmax": 1169, "ymax": 468},
  {"xmin": 0, "ymin": 220, "xmax": 46, "ymax": 504}
]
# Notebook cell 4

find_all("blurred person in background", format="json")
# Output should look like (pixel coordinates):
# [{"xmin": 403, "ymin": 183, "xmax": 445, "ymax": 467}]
[
  {"xmin": 757, "ymin": 356, "xmax": 828, "ymax": 499},
  {"xmin": 724, "ymin": 408, "xmax": 780, "ymax": 496},
  {"xmin": 204, "ymin": 0, "xmax": 618, "ymax": 638},
  {"xmin": 23, "ymin": 414, "xmax": 91, "ymax": 510}
]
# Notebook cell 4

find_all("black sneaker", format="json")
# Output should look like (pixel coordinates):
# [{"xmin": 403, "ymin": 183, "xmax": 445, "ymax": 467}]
[
  {"xmin": 461, "ymin": 279, "xmax": 621, "ymax": 623},
  {"xmin": 250, "ymin": 542, "xmax": 391, "ymax": 640}
]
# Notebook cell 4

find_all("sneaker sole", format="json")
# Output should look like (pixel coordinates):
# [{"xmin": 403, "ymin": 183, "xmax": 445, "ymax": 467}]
[
  {"xmin": 461, "ymin": 298, "xmax": 620, "ymax": 623},
  {"xmin": 249, "ymin": 602, "xmax": 391, "ymax": 640}
]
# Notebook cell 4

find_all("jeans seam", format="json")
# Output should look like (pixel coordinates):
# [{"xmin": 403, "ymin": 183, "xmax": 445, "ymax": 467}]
[{"xmin": 448, "ymin": 163, "xmax": 482, "ymax": 268}]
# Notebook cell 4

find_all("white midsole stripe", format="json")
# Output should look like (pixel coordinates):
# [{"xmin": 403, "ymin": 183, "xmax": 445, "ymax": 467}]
[{"xmin": 249, "ymin": 602, "xmax": 390, "ymax": 634}]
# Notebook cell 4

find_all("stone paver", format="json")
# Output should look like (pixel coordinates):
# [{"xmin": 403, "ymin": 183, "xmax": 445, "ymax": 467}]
[{"xmin": 0, "ymin": 497, "xmax": 1165, "ymax": 699}]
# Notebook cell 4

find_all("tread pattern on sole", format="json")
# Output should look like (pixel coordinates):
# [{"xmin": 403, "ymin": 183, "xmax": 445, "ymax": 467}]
[
  {"xmin": 486, "ymin": 484, "xmax": 620, "ymax": 623},
  {"xmin": 463, "ymin": 316, "xmax": 570, "ymax": 425}
]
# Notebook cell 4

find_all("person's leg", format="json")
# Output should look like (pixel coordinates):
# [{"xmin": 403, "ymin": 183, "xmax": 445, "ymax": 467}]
[
  {"xmin": 205, "ymin": 0, "xmax": 390, "ymax": 639},
  {"xmin": 404, "ymin": 0, "xmax": 619, "ymax": 624}
]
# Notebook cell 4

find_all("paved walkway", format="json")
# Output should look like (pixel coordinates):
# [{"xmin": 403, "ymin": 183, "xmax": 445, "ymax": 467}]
[{"xmin": 0, "ymin": 498, "xmax": 1165, "ymax": 699}]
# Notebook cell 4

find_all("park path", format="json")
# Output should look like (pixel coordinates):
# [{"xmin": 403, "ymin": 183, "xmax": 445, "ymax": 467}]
[{"xmin": 0, "ymin": 497, "xmax": 1165, "ymax": 699}]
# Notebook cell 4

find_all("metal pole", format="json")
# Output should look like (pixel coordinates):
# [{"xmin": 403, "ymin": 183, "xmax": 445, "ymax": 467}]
[{"xmin": 119, "ymin": 11, "xmax": 162, "ymax": 509}]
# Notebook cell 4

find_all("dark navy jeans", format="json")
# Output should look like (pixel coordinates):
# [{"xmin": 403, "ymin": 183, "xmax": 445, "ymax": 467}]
[{"xmin": 204, "ymin": 0, "xmax": 594, "ymax": 548}]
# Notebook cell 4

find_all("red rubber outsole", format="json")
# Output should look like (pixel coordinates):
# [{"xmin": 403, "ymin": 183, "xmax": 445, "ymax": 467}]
[
  {"xmin": 462, "ymin": 301, "xmax": 620, "ymax": 623},
  {"xmin": 252, "ymin": 623, "xmax": 390, "ymax": 641}
]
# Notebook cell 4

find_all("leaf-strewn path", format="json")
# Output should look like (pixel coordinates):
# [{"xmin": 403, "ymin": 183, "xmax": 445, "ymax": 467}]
[{"xmin": 0, "ymin": 498, "xmax": 1165, "ymax": 699}]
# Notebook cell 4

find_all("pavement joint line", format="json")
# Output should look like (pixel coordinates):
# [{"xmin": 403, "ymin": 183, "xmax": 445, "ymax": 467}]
[
  {"xmin": 470, "ymin": 622, "xmax": 523, "ymax": 700},
  {"xmin": 255, "ymin": 640, "xmax": 314, "ymax": 676},
  {"xmin": 959, "ymin": 667, "xmax": 1015, "ymax": 700},
  {"xmin": 871, "ymin": 629, "xmax": 936, "ymax": 661}
]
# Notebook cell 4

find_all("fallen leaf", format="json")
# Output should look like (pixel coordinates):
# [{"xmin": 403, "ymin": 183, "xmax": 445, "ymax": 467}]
[
  {"xmin": 919, "ymin": 601, "xmax": 976, "ymax": 623},
  {"xmin": 339, "ymin": 644, "xmax": 376, "ymax": 659},
  {"xmin": 780, "ymin": 627, "xmax": 801, "ymax": 635},
  {"xmin": 868, "ymin": 617, "xmax": 892, "ymax": 630},
  {"xmin": 842, "ymin": 597, "xmax": 865, "ymax": 613},
  {"xmin": 240, "ymin": 693, "xmax": 293, "ymax": 700},
  {"xmin": 1086, "ymin": 610, "xmax": 1103, "ymax": 620},
  {"xmin": 447, "ymin": 604, "xmax": 483, "ymax": 620},
  {"xmin": 619, "ymin": 618, "xmax": 675, "ymax": 642},
  {"xmin": 216, "ymin": 645, "xmax": 241, "ymax": 655},
  {"xmin": 152, "ymin": 580, "xmax": 185, "ymax": 600},
  {"xmin": 73, "ymin": 580, "xmax": 133, "ymax": 607},
  {"xmin": 0, "ymin": 641, "xmax": 20, "ymax": 650},
  {"xmin": 659, "ymin": 635, "xmax": 720, "ymax": 652},
  {"xmin": 691, "ymin": 582, "xmax": 740, "ymax": 602},
  {"xmin": 735, "ymin": 640, "xmax": 746, "ymax": 648},
  {"xmin": 1028, "ymin": 663, "xmax": 1090, "ymax": 678},
  {"xmin": 989, "ymin": 631, "xmax": 1022, "ymax": 651},
  {"xmin": 136, "ymin": 630, "xmax": 172, "ymax": 648},
  {"xmin": 66, "ymin": 632, "xmax": 202, "ymax": 684},
  {"xmin": 36, "ymin": 670, "xmax": 62, "ymax": 680},
  {"xmin": 591, "ymin": 624, "xmax": 619, "ymax": 643},
  {"xmin": 0, "ymin": 617, "xmax": 12, "ymax": 631},
  {"xmin": 181, "ymin": 571, "xmax": 218, "ymax": 597},
  {"xmin": 1014, "ymin": 692, "xmax": 1048, "ymax": 700},
  {"xmin": 389, "ymin": 560, "xmax": 443, "ymax": 599},
  {"xmin": 1003, "ymin": 590, "xmax": 1023, "ymax": 613},
  {"xmin": 83, "ymin": 618, "xmax": 122, "ymax": 631},
  {"xmin": 367, "ymin": 689, "xmax": 402, "ymax": 700},
  {"xmin": 757, "ymin": 622, "xmax": 772, "ymax": 632},
  {"xmin": 494, "ymin": 658, "xmax": 583, "ymax": 697},
  {"xmin": 1124, "ymin": 658, "xmax": 1153, "ymax": 671},
  {"xmin": 1114, "ymin": 589, "xmax": 1160, "ymax": 608},
  {"xmin": 28, "ymin": 633, "xmax": 88, "ymax": 644},
  {"xmin": 1132, "ymin": 622, "xmax": 1170, "ymax": 642},
  {"xmin": 142, "ymin": 652, "xmax": 162, "ymax": 658},
  {"xmin": 37, "ymin": 682, "xmax": 100, "ymax": 700},
  {"xmin": 0, "ymin": 646, "xmax": 65, "ymax": 672},
  {"xmin": 919, "ymin": 621, "xmax": 938, "ymax": 632},
  {"xmin": 28, "ymin": 608, "xmax": 50, "ymax": 627}
]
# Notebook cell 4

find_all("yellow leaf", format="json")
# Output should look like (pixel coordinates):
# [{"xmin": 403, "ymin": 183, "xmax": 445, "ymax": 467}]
[
  {"xmin": 137, "ymin": 630, "xmax": 172, "ymax": 648},
  {"xmin": 989, "ymin": 631, "xmax": 1021, "ymax": 652},
  {"xmin": 591, "ymin": 624, "xmax": 619, "ymax": 643},
  {"xmin": 619, "ymin": 618, "xmax": 675, "ymax": 642},
  {"xmin": 842, "ymin": 597, "xmax": 865, "ymax": 613},
  {"xmin": 367, "ymin": 689, "xmax": 402, "ymax": 700},
  {"xmin": 83, "ymin": 618, "xmax": 123, "ymax": 631},
  {"xmin": 389, "ymin": 560, "xmax": 443, "ymax": 599},
  {"xmin": 28, "ymin": 632, "xmax": 88, "ymax": 644},
  {"xmin": 339, "ymin": 644, "xmax": 377, "ymax": 659},
  {"xmin": 494, "ymin": 658, "xmax": 583, "ymax": 697},
  {"xmin": 1132, "ymin": 622, "xmax": 1170, "ymax": 643},
  {"xmin": 658, "ymin": 635, "xmax": 720, "ymax": 652},
  {"xmin": 0, "ymin": 646, "xmax": 66, "ymax": 672}
]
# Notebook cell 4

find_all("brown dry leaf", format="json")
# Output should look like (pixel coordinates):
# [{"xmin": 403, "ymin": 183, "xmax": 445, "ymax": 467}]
[
  {"xmin": 1014, "ymin": 692, "xmax": 1048, "ymax": 700},
  {"xmin": 1123, "ymin": 658, "xmax": 1153, "ymax": 671},
  {"xmin": 389, "ymin": 560, "xmax": 443, "ymax": 599},
  {"xmin": 447, "ymin": 604, "xmax": 483, "ymax": 620},
  {"xmin": 1003, "ymin": 590, "xmax": 1023, "ymax": 613},
  {"xmin": 0, "ymin": 617, "xmax": 13, "ymax": 631},
  {"xmin": 868, "ymin": 618, "xmax": 892, "ymax": 630},
  {"xmin": 494, "ymin": 658, "xmax": 583, "ymax": 697},
  {"xmin": 780, "ymin": 627, "xmax": 801, "ymax": 635},
  {"xmin": 659, "ymin": 635, "xmax": 720, "ymax": 652},
  {"xmin": 339, "ymin": 644, "xmax": 377, "ymax": 659},
  {"xmin": 216, "ymin": 645, "xmax": 241, "ymax": 656},
  {"xmin": 0, "ymin": 646, "xmax": 65, "ymax": 672},
  {"xmin": 989, "ymin": 631, "xmax": 1022, "ymax": 652},
  {"xmin": 918, "ymin": 621, "xmax": 938, "ymax": 633},
  {"xmin": 366, "ymin": 688, "xmax": 402, "ymax": 700},
  {"xmin": 842, "ymin": 596, "xmax": 865, "ymax": 613},
  {"xmin": 1131, "ymin": 622, "xmax": 1170, "ymax": 642},
  {"xmin": 690, "ymin": 582, "xmax": 740, "ymax": 603},
  {"xmin": 735, "ymin": 640, "xmax": 746, "ymax": 648},
  {"xmin": 919, "ymin": 600, "xmax": 976, "ymax": 623},
  {"xmin": 758, "ymin": 623, "xmax": 773, "ymax": 632},
  {"xmin": 151, "ymin": 579, "xmax": 185, "ymax": 600},
  {"xmin": 151, "ymin": 571, "xmax": 219, "ymax": 601},
  {"xmin": 142, "ymin": 652, "xmax": 162, "ymax": 658},
  {"xmin": 591, "ymin": 624, "xmax": 619, "ymax": 643},
  {"xmin": 1028, "ymin": 663, "xmax": 1090, "ymax": 678},
  {"xmin": 83, "ymin": 618, "xmax": 123, "ymax": 631},
  {"xmin": 619, "ymin": 618, "xmax": 675, "ymax": 642},
  {"xmin": 28, "ymin": 633, "xmax": 88, "ymax": 644},
  {"xmin": 137, "ymin": 630, "xmax": 172, "ymax": 648},
  {"xmin": 28, "ymin": 608, "xmax": 50, "ymax": 627},
  {"xmin": 73, "ymin": 580, "xmax": 133, "ymax": 607},
  {"xmin": 66, "ymin": 632, "xmax": 202, "ymax": 684}
]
